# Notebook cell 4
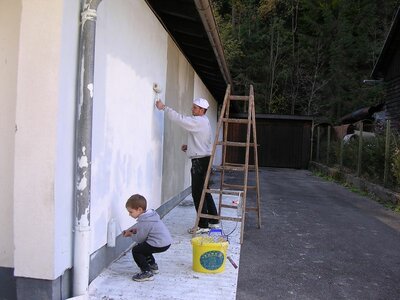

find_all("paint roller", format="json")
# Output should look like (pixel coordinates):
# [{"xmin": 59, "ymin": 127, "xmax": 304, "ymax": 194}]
[{"xmin": 153, "ymin": 83, "xmax": 162, "ymax": 103}]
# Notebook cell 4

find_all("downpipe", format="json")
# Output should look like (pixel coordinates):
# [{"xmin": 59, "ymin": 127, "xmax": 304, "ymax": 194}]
[{"xmin": 72, "ymin": 0, "xmax": 102, "ymax": 297}]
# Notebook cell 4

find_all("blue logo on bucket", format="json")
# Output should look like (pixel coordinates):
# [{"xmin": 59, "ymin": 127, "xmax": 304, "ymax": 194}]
[{"xmin": 200, "ymin": 251, "xmax": 224, "ymax": 270}]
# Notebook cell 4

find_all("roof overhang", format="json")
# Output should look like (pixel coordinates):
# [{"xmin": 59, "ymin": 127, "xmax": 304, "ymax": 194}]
[{"xmin": 145, "ymin": 0, "xmax": 231, "ymax": 102}]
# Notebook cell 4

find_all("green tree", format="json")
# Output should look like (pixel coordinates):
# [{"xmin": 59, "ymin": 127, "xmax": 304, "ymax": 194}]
[{"xmin": 212, "ymin": 0, "xmax": 399, "ymax": 121}]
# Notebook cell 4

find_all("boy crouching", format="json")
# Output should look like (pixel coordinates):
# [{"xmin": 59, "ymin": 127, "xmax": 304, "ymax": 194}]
[{"xmin": 123, "ymin": 194, "xmax": 172, "ymax": 281}]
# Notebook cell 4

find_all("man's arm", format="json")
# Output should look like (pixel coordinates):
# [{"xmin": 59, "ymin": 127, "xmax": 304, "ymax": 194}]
[{"xmin": 155, "ymin": 99, "xmax": 200, "ymax": 131}]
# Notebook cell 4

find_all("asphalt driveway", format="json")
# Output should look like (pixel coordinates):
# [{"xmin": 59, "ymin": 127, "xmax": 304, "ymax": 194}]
[{"xmin": 237, "ymin": 168, "xmax": 400, "ymax": 300}]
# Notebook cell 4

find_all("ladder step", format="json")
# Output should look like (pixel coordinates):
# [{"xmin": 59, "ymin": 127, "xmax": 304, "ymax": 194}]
[
  {"xmin": 225, "ymin": 163, "xmax": 256, "ymax": 170},
  {"xmin": 229, "ymin": 95, "xmax": 249, "ymax": 101},
  {"xmin": 221, "ymin": 203, "xmax": 240, "ymax": 209},
  {"xmin": 215, "ymin": 165, "xmax": 245, "ymax": 172},
  {"xmin": 246, "ymin": 207, "xmax": 259, "ymax": 211},
  {"xmin": 222, "ymin": 118, "xmax": 250, "ymax": 124},
  {"xmin": 206, "ymin": 188, "xmax": 243, "ymax": 196},
  {"xmin": 199, "ymin": 213, "xmax": 242, "ymax": 222},
  {"xmin": 222, "ymin": 183, "xmax": 257, "ymax": 190},
  {"xmin": 216, "ymin": 141, "xmax": 256, "ymax": 147},
  {"xmin": 224, "ymin": 163, "xmax": 257, "ymax": 170}
]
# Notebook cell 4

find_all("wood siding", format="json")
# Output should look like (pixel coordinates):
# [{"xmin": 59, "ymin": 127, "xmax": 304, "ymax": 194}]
[
  {"xmin": 385, "ymin": 76, "xmax": 400, "ymax": 130},
  {"xmin": 385, "ymin": 46, "xmax": 400, "ymax": 81},
  {"xmin": 226, "ymin": 116, "xmax": 312, "ymax": 169}
]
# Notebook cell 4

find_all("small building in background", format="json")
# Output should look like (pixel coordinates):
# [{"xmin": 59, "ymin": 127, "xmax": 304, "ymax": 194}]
[
  {"xmin": 372, "ymin": 6, "xmax": 400, "ymax": 131},
  {"xmin": 227, "ymin": 114, "xmax": 313, "ymax": 169}
]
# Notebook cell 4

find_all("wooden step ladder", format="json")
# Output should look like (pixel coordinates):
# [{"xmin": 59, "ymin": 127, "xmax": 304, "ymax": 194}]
[{"xmin": 193, "ymin": 84, "xmax": 261, "ymax": 243}]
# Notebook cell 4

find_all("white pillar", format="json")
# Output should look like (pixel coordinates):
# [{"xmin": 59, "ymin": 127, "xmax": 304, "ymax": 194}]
[{"xmin": 13, "ymin": 0, "xmax": 64, "ymax": 280}]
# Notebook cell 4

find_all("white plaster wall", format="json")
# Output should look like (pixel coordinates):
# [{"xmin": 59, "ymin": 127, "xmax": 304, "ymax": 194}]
[
  {"xmin": 0, "ymin": 0, "xmax": 21, "ymax": 268},
  {"xmin": 91, "ymin": 0, "xmax": 168, "ymax": 252},
  {"xmin": 162, "ymin": 38, "xmax": 194, "ymax": 201},
  {"xmin": 162, "ymin": 45, "xmax": 221, "ymax": 197},
  {"xmin": 9, "ymin": 0, "xmax": 225, "ymax": 281},
  {"xmin": 13, "ymin": 0, "xmax": 64, "ymax": 279}
]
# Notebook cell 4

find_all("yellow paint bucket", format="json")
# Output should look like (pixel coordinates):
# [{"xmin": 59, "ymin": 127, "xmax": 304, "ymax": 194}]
[{"xmin": 191, "ymin": 236, "xmax": 229, "ymax": 273}]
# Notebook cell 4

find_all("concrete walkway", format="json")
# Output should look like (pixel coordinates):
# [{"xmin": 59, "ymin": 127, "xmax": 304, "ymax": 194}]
[
  {"xmin": 89, "ymin": 194, "xmax": 242, "ymax": 300},
  {"xmin": 89, "ymin": 168, "xmax": 400, "ymax": 300}
]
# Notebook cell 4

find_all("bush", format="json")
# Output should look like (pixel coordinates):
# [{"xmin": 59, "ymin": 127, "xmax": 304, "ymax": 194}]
[
  {"xmin": 341, "ymin": 138, "xmax": 358, "ymax": 172},
  {"xmin": 312, "ymin": 127, "xmax": 400, "ymax": 191},
  {"xmin": 360, "ymin": 134, "xmax": 386, "ymax": 182}
]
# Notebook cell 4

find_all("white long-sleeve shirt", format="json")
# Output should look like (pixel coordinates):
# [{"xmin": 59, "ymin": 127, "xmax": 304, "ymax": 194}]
[{"xmin": 164, "ymin": 106, "xmax": 212, "ymax": 159}]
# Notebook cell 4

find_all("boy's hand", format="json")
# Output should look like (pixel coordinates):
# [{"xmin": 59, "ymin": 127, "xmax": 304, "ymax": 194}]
[{"xmin": 122, "ymin": 228, "xmax": 137, "ymax": 237}]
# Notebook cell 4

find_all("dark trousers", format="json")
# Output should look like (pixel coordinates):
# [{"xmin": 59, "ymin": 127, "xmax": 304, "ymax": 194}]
[
  {"xmin": 191, "ymin": 156, "xmax": 218, "ymax": 228},
  {"xmin": 131, "ymin": 242, "xmax": 170, "ymax": 272}
]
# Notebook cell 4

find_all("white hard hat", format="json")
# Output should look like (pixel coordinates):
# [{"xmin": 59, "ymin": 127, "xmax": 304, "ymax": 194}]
[{"xmin": 193, "ymin": 97, "xmax": 209, "ymax": 109}]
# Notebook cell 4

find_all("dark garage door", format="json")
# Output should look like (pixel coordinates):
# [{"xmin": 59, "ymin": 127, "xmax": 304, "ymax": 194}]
[{"xmin": 226, "ymin": 115, "xmax": 312, "ymax": 169}]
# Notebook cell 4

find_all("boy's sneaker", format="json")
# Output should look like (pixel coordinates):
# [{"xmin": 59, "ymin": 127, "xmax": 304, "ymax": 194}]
[
  {"xmin": 209, "ymin": 223, "xmax": 221, "ymax": 229},
  {"xmin": 132, "ymin": 270, "xmax": 154, "ymax": 282},
  {"xmin": 149, "ymin": 263, "xmax": 159, "ymax": 274},
  {"xmin": 187, "ymin": 227, "xmax": 210, "ymax": 234}
]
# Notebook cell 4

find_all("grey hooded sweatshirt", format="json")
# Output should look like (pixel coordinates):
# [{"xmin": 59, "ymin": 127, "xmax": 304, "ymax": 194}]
[{"xmin": 131, "ymin": 209, "xmax": 172, "ymax": 248}]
